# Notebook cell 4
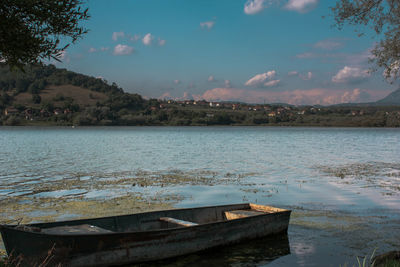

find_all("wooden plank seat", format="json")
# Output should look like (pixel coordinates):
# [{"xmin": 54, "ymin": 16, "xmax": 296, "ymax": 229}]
[
  {"xmin": 224, "ymin": 209, "xmax": 266, "ymax": 220},
  {"xmin": 41, "ymin": 224, "xmax": 114, "ymax": 235},
  {"xmin": 159, "ymin": 217, "xmax": 199, "ymax": 227}
]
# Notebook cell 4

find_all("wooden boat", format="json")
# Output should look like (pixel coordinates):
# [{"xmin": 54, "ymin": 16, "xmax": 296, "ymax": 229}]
[{"xmin": 0, "ymin": 203, "xmax": 291, "ymax": 266}]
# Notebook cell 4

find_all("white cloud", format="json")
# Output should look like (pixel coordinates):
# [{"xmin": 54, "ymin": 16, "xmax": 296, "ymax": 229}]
[
  {"xmin": 113, "ymin": 44, "xmax": 134, "ymax": 56},
  {"xmin": 296, "ymin": 52, "xmax": 315, "ymax": 59},
  {"xmin": 245, "ymin": 71, "xmax": 276, "ymax": 87},
  {"xmin": 89, "ymin": 47, "xmax": 109, "ymax": 53},
  {"xmin": 208, "ymin": 75, "xmax": 216, "ymax": 82},
  {"xmin": 199, "ymin": 87, "xmax": 387, "ymax": 105},
  {"xmin": 244, "ymin": 0, "xmax": 267, "ymax": 15},
  {"xmin": 200, "ymin": 21, "xmax": 215, "ymax": 30},
  {"xmin": 345, "ymin": 48, "xmax": 373, "ymax": 66},
  {"xmin": 288, "ymin": 71, "xmax": 312, "ymax": 80},
  {"xmin": 332, "ymin": 66, "xmax": 370, "ymax": 83},
  {"xmin": 129, "ymin": 34, "xmax": 141, "ymax": 42},
  {"xmin": 167, "ymin": 92, "xmax": 194, "ymax": 101},
  {"xmin": 142, "ymin": 33, "xmax": 154, "ymax": 46},
  {"xmin": 159, "ymin": 92, "xmax": 173, "ymax": 100},
  {"xmin": 340, "ymin": 88, "xmax": 371, "ymax": 103},
  {"xmin": 174, "ymin": 79, "xmax": 181, "ymax": 85},
  {"xmin": 301, "ymin": 71, "xmax": 313, "ymax": 80},
  {"xmin": 284, "ymin": 0, "xmax": 318, "ymax": 13},
  {"xmin": 112, "ymin": 31, "xmax": 125, "ymax": 41},
  {"xmin": 264, "ymin": 79, "xmax": 280, "ymax": 87},
  {"xmin": 224, "ymin": 80, "xmax": 232, "ymax": 88},
  {"xmin": 58, "ymin": 50, "xmax": 67, "ymax": 60},
  {"xmin": 56, "ymin": 50, "xmax": 70, "ymax": 63},
  {"xmin": 314, "ymin": 39, "xmax": 343, "ymax": 50},
  {"xmin": 158, "ymin": 39, "xmax": 166, "ymax": 46}
]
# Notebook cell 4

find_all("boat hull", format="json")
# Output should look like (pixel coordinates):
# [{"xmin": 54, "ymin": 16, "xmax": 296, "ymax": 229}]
[{"xmin": 0, "ymin": 203, "xmax": 291, "ymax": 266}]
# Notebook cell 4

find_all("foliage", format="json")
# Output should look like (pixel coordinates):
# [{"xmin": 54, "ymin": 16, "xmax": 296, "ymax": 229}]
[
  {"xmin": 0, "ymin": 0, "xmax": 89, "ymax": 69},
  {"xmin": 332, "ymin": 0, "xmax": 400, "ymax": 80},
  {"xmin": 32, "ymin": 94, "xmax": 41, "ymax": 104}
]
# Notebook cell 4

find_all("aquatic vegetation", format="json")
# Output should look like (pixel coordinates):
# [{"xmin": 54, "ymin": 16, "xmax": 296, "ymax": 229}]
[
  {"xmin": 291, "ymin": 207, "xmax": 400, "ymax": 259},
  {"xmin": 0, "ymin": 169, "xmax": 261, "ymax": 225},
  {"xmin": 338, "ymin": 249, "xmax": 398, "ymax": 267},
  {"xmin": 316, "ymin": 162, "xmax": 400, "ymax": 195},
  {"xmin": 340, "ymin": 248, "xmax": 377, "ymax": 267}
]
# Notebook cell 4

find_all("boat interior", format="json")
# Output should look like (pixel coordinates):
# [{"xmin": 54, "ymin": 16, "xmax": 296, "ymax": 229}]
[{"xmin": 20, "ymin": 203, "xmax": 288, "ymax": 235}]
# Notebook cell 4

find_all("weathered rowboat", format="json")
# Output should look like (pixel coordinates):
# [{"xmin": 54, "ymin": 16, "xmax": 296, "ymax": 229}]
[{"xmin": 0, "ymin": 203, "xmax": 291, "ymax": 266}]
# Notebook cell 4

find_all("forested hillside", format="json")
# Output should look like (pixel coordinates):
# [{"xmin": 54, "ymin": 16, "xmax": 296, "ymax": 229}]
[{"xmin": 0, "ymin": 63, "xmax": 146, "ymax": 125}]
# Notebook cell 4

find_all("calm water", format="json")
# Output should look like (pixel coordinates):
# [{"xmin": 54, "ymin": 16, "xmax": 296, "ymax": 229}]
[{"xmin": 0, "ymin": 126, "xmax": 399, "ymax": 266}]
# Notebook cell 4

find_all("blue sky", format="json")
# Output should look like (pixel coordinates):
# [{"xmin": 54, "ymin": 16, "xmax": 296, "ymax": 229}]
[{"xmin": 57, "ymin": 0, "xmax": 398, "ymax": 105}]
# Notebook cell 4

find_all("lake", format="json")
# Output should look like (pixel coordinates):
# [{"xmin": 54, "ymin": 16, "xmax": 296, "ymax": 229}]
[{"xmin": 0, "ymin": 126, "xmax": 399, "ymax": 266}]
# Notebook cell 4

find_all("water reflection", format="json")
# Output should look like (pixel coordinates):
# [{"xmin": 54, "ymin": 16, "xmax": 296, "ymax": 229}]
[{"xmin": 133, "ymin": 233, "xmax": 290, "ymax": 267}]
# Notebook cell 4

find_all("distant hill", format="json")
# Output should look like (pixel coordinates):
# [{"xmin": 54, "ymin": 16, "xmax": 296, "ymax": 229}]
[
  {"xmin": 14, "ymin": 85, "xmax": 109, "ymax": 108},
  {"xmin": 375, "ymin": 88, "xmax": 400, "ymax": 105},
  {"xmin": 0, "ymin": 63, "xmax": 146, "ymax": 111},
  {"xmin": 0, "ymin": 63, "xmax": 124, "ymax": 97},
  {"xmin": 0, "ymin": 64, "xmax": 148, "ymax": 126}
]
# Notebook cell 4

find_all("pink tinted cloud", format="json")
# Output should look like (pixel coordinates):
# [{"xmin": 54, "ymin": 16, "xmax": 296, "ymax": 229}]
[{"xmin": 198, "ymin": 87, "xmax": 390, "ymax": 105}]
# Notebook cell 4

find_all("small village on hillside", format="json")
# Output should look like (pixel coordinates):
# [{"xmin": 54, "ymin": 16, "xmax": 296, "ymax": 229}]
[{"xmin": 2, "ymin": 93, "xmax": 400, "ymax": 127}]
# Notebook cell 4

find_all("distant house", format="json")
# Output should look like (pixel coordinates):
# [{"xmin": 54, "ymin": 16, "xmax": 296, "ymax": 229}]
[
  {"xmin": 4, "ymin": 108, "xmax": 19, "ymax": 116},
  {"xmin": 54, "ymin": 108, "xmax": 62, "ymax": 115},
  {"xmin": 24, "ymin": 109, "xmax": 33, "ymax": 120},
  {"xmin": 268, "ymin": 111, "xmax": 276, "ymax": 117},
  {"xmin": 196, "ymin": 100, "xmax": 208, "ymax": 106}
]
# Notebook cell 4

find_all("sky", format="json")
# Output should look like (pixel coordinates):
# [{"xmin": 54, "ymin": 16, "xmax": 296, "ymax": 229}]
[{"xmin": 57, "ymin": 0, "xmax": 399, "ymax": 105}]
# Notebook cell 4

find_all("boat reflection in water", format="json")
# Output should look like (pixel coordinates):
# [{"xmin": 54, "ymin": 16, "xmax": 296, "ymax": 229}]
[{"xmin": 137, "ymin": 232, "xmax": 290, "ymax": 267}]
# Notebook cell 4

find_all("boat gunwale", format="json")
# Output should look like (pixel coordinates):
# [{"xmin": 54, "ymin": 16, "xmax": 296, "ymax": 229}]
[{"xmin": 0, "ymin": 203, "xmax": 291, "ymax": 237}]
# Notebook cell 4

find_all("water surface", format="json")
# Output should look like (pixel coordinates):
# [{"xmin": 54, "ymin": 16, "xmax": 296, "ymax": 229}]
[{"xmin": 0, "ymin": 126, "xmax": 399, "ymax": 266}]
